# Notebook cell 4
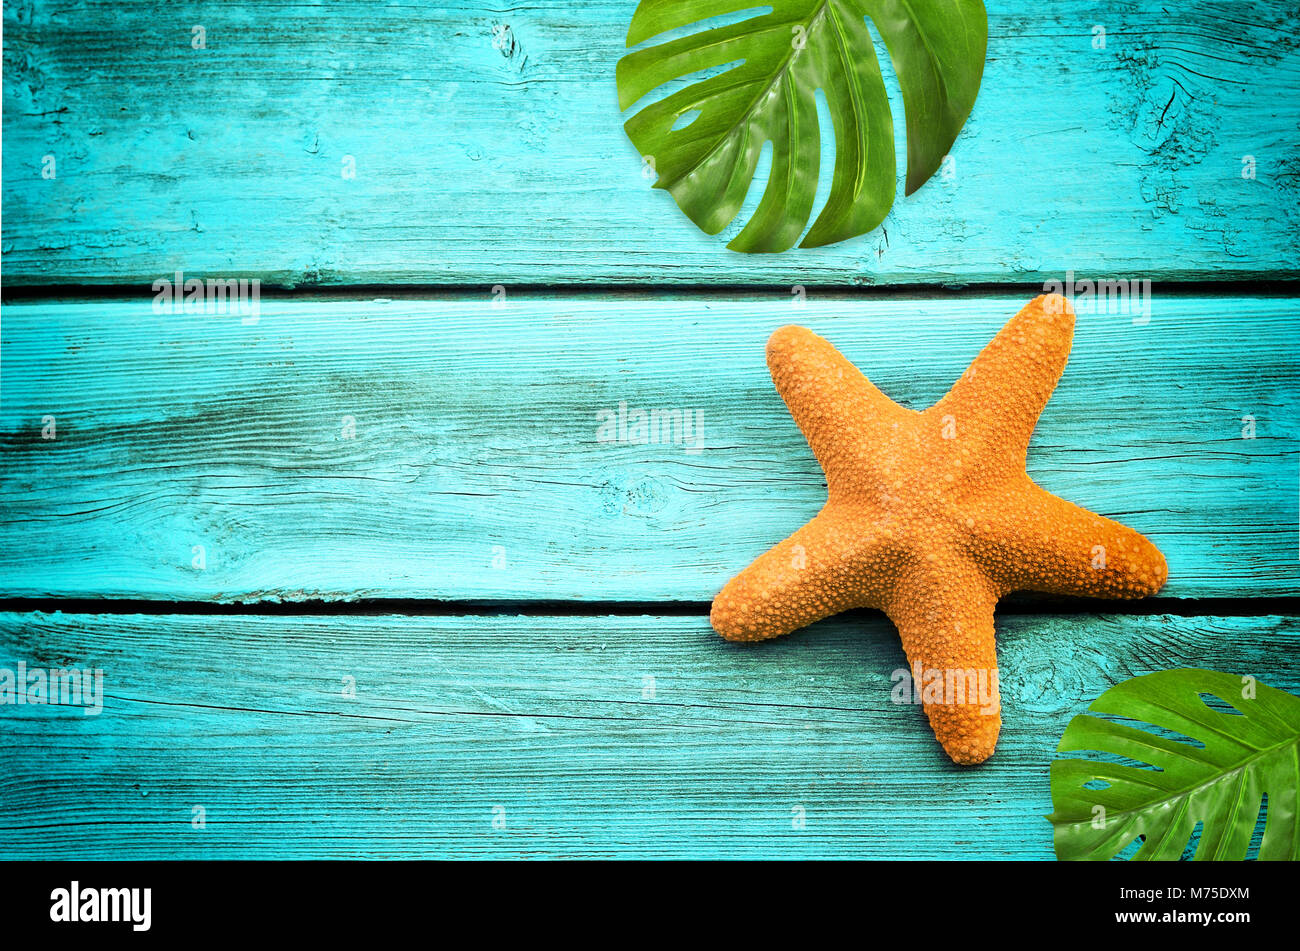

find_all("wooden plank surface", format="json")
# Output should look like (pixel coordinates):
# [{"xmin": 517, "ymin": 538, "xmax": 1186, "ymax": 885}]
[
  {"xmin": 2, "ymin": 294, "xmax": 1296, "ymax": 602},
  {"xmin": 1, "ymin": 610, "xmax": 1295, "ymax": 859},
  {"xmin": 3, "ymin": 1, "xmax": 1297, "ymax": 286}
]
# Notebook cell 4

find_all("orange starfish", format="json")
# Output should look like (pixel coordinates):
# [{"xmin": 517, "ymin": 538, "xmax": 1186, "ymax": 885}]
[{"xmin": 710, "ymin": 295, "xmax": 1168, "ymax": 765}]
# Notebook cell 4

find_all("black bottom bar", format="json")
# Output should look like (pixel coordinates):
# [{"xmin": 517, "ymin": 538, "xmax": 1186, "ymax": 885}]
[{"xmin": 1, "ymin": 859, "xmax": 1286, "ymax": 939}]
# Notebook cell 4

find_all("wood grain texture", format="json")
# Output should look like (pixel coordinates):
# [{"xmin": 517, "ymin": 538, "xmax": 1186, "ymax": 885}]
[
  {"xmin": 3, "ymin": 294, "xmax": 1296, "ymax": 602},
  {"xmin": 0, "ymin": 611, "xmax": 1295, "ymax": 859},
  {"xmin": 3, "ymin": 1, "xmax": 1297, "ymax": 286}
]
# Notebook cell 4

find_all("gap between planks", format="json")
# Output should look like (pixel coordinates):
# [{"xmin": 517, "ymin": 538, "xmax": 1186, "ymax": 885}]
[
  {"xmin": 1, "ymin": 597, "xmax": 1297, "ymax": 618},
  {"xmin": 3, "ymin": 280, "xmax": 1299, "ymax": 303}
]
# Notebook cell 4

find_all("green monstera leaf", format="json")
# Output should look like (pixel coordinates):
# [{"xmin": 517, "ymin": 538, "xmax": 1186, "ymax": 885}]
[
  {"xmin": 1048, "ymin": 669, "xmax": 1300, "ymax": 861},
  {"xmin": 615, "ymin": 0, "xmax": 988, "ymax": 252}
]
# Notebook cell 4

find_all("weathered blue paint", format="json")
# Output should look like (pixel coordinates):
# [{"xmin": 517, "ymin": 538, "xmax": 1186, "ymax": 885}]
[
  {"xmin": 1, "ymin": 295, "xmax": 1295, "ymax": 602},
  {"xmin": 1, "ymin": 612, "xmax": 1295, "ymax": 859},
  {"xmin": 0, "ymin": 0, "xmax": 1295, "ymax": 863},
  {"xmin": 2, "ymin": 1, "xmax": 1297, "ymax": 285}
]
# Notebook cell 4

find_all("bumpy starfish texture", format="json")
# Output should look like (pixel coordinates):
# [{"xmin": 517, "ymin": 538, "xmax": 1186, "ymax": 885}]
[{"xmin": 711, "ymin": 295, "xmax": 1168, "ymax": 765}]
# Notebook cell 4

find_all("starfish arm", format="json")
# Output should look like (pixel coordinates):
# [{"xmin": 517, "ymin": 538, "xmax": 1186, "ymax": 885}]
[
  {"xmin": 931, "ymin": 294, "xmax": 1075, "ymax": 466},
  {"xmin": 710, "ymin": 507, "xmax": 883, "ymax": 643},
  {"xmin": 973, "ymin": 481, "xmax": 1168, "ymax": 599},
  {"xmin": 766, "ymin": 325, "xmax": 909, "ymax": 480},
  {"xmin": 884, "ymin": 560, "xmax": 1003, "ymax": 765}
]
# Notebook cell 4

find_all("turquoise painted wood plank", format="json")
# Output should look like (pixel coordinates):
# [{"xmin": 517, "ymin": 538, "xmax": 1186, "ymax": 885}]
[
  {"xmin": 2, "ymin": 1, "xmax": 1296, "ymax": 286},
  {"xmin": 2, "ymin": 294, "xmax": 1296, "ymax": 602},
  {"xmin": 0, "ymin": 611, "xmax": 1295, "ymax": 859}
]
